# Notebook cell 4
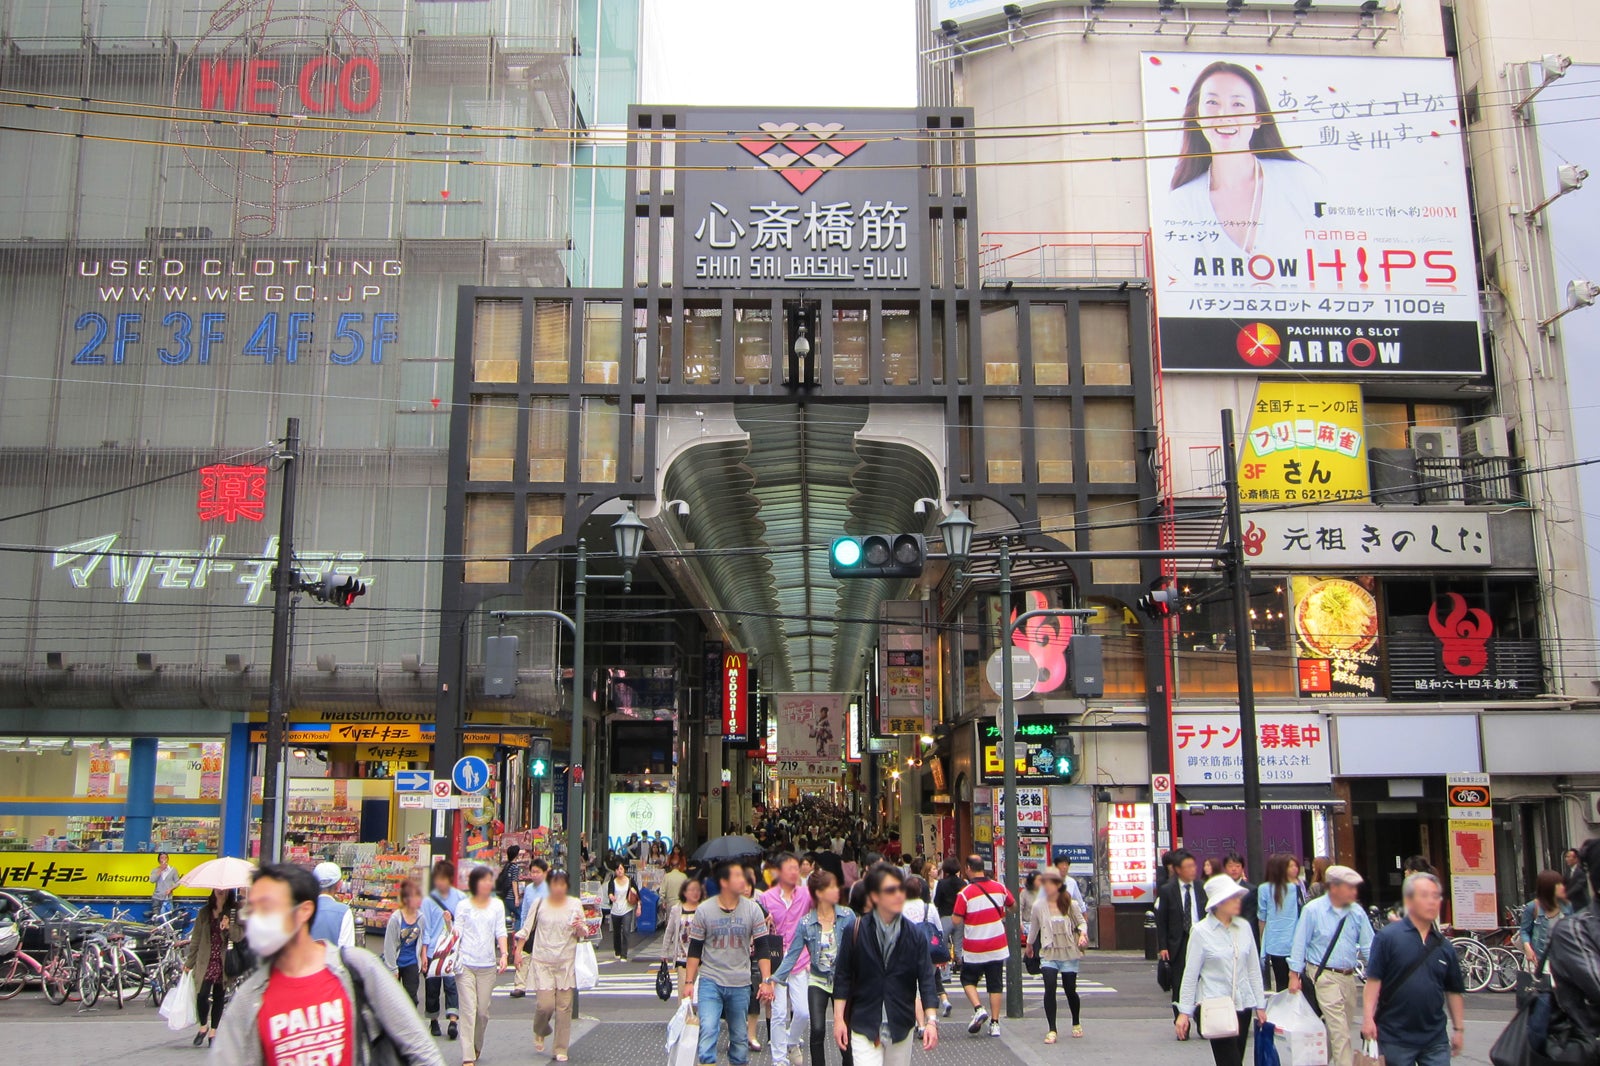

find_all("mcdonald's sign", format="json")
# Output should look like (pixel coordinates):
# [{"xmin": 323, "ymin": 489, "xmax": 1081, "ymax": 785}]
[{"xmin": 723, "ymin": 653, "xmax": 749, "ymax": 744}]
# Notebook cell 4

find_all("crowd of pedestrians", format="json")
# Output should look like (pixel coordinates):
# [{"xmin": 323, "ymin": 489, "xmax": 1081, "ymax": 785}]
[{"xmin": 132, "ymin": 816, "xmax": 1600, "ymax": 1066}]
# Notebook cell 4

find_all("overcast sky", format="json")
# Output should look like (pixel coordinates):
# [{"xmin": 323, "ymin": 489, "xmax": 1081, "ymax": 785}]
[{"xmin": 640, "ymin": 0, "xmax": 918, "ymax": 108}]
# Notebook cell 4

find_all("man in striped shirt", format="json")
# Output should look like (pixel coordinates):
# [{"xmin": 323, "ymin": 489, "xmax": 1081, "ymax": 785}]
[{"xmin": 952, "ymin": 855, "xmax": 1014, "ymax": 1038}]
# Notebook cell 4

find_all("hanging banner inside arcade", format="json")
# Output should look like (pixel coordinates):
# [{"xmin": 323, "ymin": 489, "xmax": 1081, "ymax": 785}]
[
  {"xmin": 772, "ymin": 692, "xmax": 846, "ymax": 775},
  {"xmin": 1140, "ymin": 53, "xmax": 1483, "ymax": 375}
]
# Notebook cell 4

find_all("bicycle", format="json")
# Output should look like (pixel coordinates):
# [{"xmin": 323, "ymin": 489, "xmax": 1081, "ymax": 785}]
[
  {"xmin": 0, "ymin": 921, "xmax": 48, "ymax": 1000},
  {"xmin": 83, "ymin": 919, "xmax": 136, "ymax": 1008},
  {"xmin": 41, "ymin": 922, "xmax": 99, "ymax": 1008}
]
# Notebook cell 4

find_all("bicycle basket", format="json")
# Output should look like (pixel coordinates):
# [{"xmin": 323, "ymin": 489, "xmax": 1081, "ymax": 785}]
[{"xmin": 0, "ymin": 922, "xmax": 17, "ymax": 957}]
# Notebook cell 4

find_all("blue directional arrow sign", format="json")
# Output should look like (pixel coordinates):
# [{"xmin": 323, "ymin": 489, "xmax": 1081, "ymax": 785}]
[
  {"xmin": 394, "ymin": 770, "xmax": 433, "ymax": 794},
  {"xmin": 452, "ymin": 755, "xmax": 490, "ymax": 795}
]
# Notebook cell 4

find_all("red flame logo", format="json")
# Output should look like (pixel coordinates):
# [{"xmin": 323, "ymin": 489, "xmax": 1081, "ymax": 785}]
[
  {"xmin": 1242, "ymin": 521, "xmax": 1267, "ymax": 557},
  {"xmin": 1011, "ymin": 590, "xmax": 1072, "ymax": 694},
  {"xmin": 1428, "ymin": 592, "xmax": 1493, "ymax": 677}
]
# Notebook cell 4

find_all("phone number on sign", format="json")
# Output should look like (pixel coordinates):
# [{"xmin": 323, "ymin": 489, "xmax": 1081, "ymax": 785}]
[{"xmin": 69, "ymin": 310, "xmax": 398, "ymax": 366}]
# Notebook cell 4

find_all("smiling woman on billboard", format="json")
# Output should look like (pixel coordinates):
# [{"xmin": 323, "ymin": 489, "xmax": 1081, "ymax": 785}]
[{"xmin": 1167, "ymin": 61, "xmax": 1324, "ymax": 257}]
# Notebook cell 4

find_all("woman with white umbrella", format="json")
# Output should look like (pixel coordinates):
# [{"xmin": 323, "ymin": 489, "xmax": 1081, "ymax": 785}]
[{"xmin": 178, "ymin": 857, "xmax": 255, "ymax": 1049}]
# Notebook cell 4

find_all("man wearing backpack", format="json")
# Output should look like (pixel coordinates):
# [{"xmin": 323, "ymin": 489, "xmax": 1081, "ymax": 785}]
[
  {"xmin": 213, "ymin": 862, "xmax": 445, "ymax": 1066},
  {"xmin": 1360, "ymin": 872, "xmax": 1465, "ymax": 1066}
]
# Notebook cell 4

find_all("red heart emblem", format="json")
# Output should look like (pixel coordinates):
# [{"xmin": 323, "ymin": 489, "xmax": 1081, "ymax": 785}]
[{"xmin": 737, "ymin": 122, "xmax": 867, "ymax": 194}]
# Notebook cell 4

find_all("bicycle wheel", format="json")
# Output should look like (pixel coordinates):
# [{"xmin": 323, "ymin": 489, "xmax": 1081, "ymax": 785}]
[
  {"xmin": 0, "ymin": 953, "xmax": 29, "ymax": 1000},
  {"xmin": 42, "ymin": 951, "xmax": 71, "ymax": 1005},
  {"xmin": 78, "ymin": 948, "xmax": 101, "ymax": 1008},
  {"xmin": 1486, "ymin": 947, "xmax": 1521, "ymax": 993},
  {"xmin": 1452, "ymin": 937, "xmax": 1494, "ymax": 993},
  {"xmin": 119, "ymin": 951, "xmax": 146, "ymax": 1001}
]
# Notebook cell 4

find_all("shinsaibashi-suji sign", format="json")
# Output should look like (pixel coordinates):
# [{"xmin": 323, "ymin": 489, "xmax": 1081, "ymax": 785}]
[{"xmin": 677, "ymin": 110, "xmax": 925, "ymax": 290}]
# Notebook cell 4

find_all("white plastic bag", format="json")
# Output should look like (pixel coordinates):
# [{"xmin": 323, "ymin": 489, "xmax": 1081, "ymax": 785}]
[
  {"xmin": 574, "ymin": 941, "xmax": 599, "ymax": 991},
  {"xmin": 1265, "ymin": 990, "xmax": 1323, "ymax": 1035},
  {"xmin": 1288, "ymin": 1028, "xmax": 1330, "ymax": 1066},
  {"xmin": 161, "ymin": 970, "xmax": 198, "ymax": 1032},
  {"xmin": 672, "ymin": 1011, "xmax": 700, "ymax": 1066},
  {"xmin": 665, "ymin": 997, "xmax": 692, "ymax": 1066}
]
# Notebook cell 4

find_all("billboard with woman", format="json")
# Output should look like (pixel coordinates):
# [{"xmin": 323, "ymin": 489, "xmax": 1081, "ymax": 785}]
[{"xmin": 1140, "ymin": 53, "xmax": 1482, "ymax": 376}]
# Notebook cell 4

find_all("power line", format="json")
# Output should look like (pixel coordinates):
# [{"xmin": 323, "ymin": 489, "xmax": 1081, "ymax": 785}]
[{"xmin": 0, "ymin": 443, "xmax": 275, "ymax": 525}]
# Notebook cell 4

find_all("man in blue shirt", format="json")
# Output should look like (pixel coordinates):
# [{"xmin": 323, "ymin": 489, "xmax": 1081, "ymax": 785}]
[
  {"xmin": 1289, "ymin": 865, "xmax": 1375, "ymax": 1066},
  {"xmin": 1361, "ymin": 872, "xmax": 1465, "ymax": 1066},
  {"xmin": 510, "ymin": 859, "xmax": 551, "ymax": 998}
]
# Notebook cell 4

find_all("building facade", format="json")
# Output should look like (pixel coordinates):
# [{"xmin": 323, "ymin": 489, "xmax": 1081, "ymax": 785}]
[
  {"xmin": 930, "ymin": 0, "xmax": 1600, "ymax": 919},
  {"xmin": 0, "ymin": 0, "xmax": 637, "ymax": 910}
]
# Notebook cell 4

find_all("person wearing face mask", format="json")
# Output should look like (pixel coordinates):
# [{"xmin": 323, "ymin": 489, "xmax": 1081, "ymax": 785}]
[{"xmin": 212, "ymin": 862, "xmax": 444, "ymax": 1066}]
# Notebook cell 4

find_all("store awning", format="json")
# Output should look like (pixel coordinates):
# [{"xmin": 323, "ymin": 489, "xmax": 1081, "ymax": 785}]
[{"xmin": 1177, "ymin": 784, "xmax": 1342, "ymax": 811}]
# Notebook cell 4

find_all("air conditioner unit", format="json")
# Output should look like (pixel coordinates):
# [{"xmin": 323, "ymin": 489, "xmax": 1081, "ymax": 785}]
[
  {"xmin": 1581, "ymin": 790, "xmax": 1600, "ymax": 825},
  {"xmin": 1410, "ymin": 426, "xmax": 1461, "ymax": 458},
  {"xmin": 1369, "ymin": 448, "xmax": 1422, "ymax": 504},
  {"xmin": 1463, "ymin": 416, "xmax": 1511, "ymax": 458}
]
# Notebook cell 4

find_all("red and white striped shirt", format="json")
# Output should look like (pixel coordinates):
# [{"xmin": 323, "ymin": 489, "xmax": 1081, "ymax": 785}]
[{"xmin": 954, "ymin": 878, "xmax": 1014, "ymax": 963}]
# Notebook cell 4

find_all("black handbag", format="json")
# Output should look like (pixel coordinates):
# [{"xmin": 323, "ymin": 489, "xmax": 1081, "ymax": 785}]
[
  {"xmin": 223, "ymin": 937, "xmax": 257, "ymax": 980},
  {"xmin": 1157, "ymin": 957, "xmax": 1173, "ymax": 992},
  {"xmin": 1490, "ymin": 953, "xmax": 1599, "ymax": 1066},
  {"xmin": 1025, "ymin": 950, "xmax": 1042, "ymax": 976},
  {"xmin": 655, "ymin": 959, "xmax": 674, "ymax": 1001}
]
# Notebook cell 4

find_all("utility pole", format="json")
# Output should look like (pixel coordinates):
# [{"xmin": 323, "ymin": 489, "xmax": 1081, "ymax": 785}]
[
  {"xmin": 261, "ymin": 417, "xmax": 300, "ymax": 865},
  {"xmin": 998, "ymin": 539, "xmax": 1024, "ymax": 1019},
  {"xmin": 569, "ymin": 541, "xmax": 588, "ymax": 885},
  {"xmin": 1221, "ymin": 409, "xmax": 1266, "ymax": 885}
]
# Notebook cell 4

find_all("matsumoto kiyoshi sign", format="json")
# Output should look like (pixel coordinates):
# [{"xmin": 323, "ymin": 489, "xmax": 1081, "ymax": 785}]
[
  {"xmin": 678, "ymin": 109, "xmax": 924, "ymax": 289},
  {"xmin": 1141, "ymin": 53, "xmax": 1483, "ymax": 375}
]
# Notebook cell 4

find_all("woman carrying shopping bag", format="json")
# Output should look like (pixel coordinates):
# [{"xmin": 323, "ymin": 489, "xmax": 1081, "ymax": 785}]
[
  {"xmin": 514, "ymin": 869, "xmax": 587, "ymax": 1063},
  {"xmin": 183, "ymin": 887, "xmax": 242, "ymax": 1048},
  {"xmin": 451, "ymin": 867, "xmax": 508, "ymax": 1066},
  {"xmin": 1026, "ymin": 868, "xmax": 1090, "ymax": 1043},
  {"xmin": 1176, "ymin": 875, "xmax": 1268, "ymax": 1066}
]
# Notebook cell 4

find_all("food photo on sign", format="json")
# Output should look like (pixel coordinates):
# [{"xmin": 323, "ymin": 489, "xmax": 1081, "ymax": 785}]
[
  {"xmin": 1291, "ymin": 575, "xmax": 1380, "ymax": 697},
  {"xmin": 1140, "ymin": 52, "xmax": 1483, "ymax": 376}
]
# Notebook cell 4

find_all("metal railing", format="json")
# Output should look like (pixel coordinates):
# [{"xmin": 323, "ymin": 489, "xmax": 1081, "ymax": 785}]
[{"xmin": 978, "ymin": 231, "xmax": 1151, "ymax": 285}]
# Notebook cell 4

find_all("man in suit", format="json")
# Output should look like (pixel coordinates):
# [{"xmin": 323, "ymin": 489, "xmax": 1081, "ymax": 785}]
[{"xmin": 1155, "ymin": 849, "xmax": 1206, "ymax": 1028}]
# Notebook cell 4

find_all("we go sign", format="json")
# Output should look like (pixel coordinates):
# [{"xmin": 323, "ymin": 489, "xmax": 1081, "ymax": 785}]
[{"xmin": 193, "ymin": 56, "xmax": 381, "ymax": 115}]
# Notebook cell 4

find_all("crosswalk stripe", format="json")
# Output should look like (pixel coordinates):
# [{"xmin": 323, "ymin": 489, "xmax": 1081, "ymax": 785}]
[{"xmin": 493, "ymin": 974, "xmax": 1118, "ymax": 997}]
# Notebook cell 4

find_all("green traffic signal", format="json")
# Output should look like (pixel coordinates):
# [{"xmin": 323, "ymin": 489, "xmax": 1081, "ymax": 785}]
[
  {"xmin": 828, "ymin": 534, "xmax": 925, "ymax": 579},
  {"xmin": 831, "ymin": 537, "xmax": 863, "ymax": 568}
]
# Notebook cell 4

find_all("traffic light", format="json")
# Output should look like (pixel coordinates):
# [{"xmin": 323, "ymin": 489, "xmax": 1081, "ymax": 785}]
[
  {"xmin": 828, "ymin": 534, "xmax": 926, "ymax": 579},
  {"xmin": 1136, "ymin": 577, "xmax": 1179, "ymax": 620},
  {"xmin": 1052, "ymin": 734, "xmax": 1077, "ymax": 779},
  {"xmin": 1068, "ymin": 634, "xmax": 1104, "ymax": 698},
  {"xmin": 483, "ymin": 635, "xmax": 518, "ymax": 697},
  {"xmin": 320, "ymin": 573, "xmax": 366, "ymax": 607},
  {"xmin": 529, "ymin": 737, "xmax": 552, "ymax": 779}
]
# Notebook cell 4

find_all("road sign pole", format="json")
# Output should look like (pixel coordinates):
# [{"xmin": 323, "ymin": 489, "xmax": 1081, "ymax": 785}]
[{"xmin": 1222, "ymin": 409, "xmax": 1266, "ymax": 885}]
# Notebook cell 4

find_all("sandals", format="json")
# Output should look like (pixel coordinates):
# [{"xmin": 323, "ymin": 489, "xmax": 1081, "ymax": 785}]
[
  {"xmin": 1072, "ymin": 1025, "xmax": 1084, "ymax": 1038},
  {"xmin": 1044, "ymin": 1031, "xmax": 1058, "ymax": 1044},
  {"xmin": 535, "ymin": 1039, "xmax": 546, "ymax": 1054}
]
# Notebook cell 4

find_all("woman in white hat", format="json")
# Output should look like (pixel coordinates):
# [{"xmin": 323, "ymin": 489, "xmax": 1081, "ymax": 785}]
[{"xmin": 1175, "ymin": 874, "xmax": 1267, "ymax": 1066}]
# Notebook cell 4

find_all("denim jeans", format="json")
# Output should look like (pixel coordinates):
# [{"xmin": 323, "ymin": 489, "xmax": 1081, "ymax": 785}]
[
  {"xmin": 1379, "ymin": 1037, "xmax": 1452, "ymax": 1066},
  {"xmin": 697, "ymin": 977, "xmax": 753, "ymax": 1066}
]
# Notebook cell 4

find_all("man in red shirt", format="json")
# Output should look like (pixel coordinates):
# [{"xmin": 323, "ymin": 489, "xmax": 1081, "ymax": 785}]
[
  {"xmin": 213, "ymin": 862, "xmax": 444, "ymax": 1066},
  {"xmin": 952, "ymin": 855, "xmax": 1014, "ymax": 1039}
]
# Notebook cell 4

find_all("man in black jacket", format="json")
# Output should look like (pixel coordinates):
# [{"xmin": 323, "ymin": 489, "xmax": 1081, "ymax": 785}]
[
  {"xmin": 832, "ymin": 864, "xmax": 940, "ymax": 1064},
  {"xmin": 1155, "ymin": 850, "xmax": 1207, "ymax": 1025},
  {"xmin": 1564, "ymin": 847, "xmax": 1591, "ymax": 914},
  {"xmin": 1549, "ymin": 838, "xmax": 1600, "ymax": 1048}
]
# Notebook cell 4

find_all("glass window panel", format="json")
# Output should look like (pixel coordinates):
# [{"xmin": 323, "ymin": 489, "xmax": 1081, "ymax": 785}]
[
  {"xmin": 657, "ymin": 304, "xmax": 674, "ymax": 383},
  {"xmin": 531, "ymin": 299, "xmax": 570, "ymax": 383},
  {"xmin": 833, "ymin": 306, "xmax": 869, "ymax": 385},
  {"xmin": 1030, "ymin": 304, "xmax": 1070, "ymax": 385},
  {"xmin": 468, "ymin": 396, "xmax": 518, "ymax": 482},
  {"xmin": 1081, "ymin": 304, "xmax": 1132, "ymax": 386},
  {"xmin": 583, "ymin": 301, "xmax": 622, "ymax": 384},
  {"xmin": 1365, "ymin": 402, "xmax": 1409, "ymax": 451},
  {"xmin": 580, "ymin": 397, "xmax": 621, "ymax": 482},
  {"xmin": 473, "ymin": 300, "xmax": 521, "ymax": 383},
  {"xmin": 981, "ymin": 303, "xmax": 1018, "ymax": 385},
  {"xmin": 528, "ymin": 398, "xmax": 567, "ymax": 482},
  {"xmin": 1088, "ymin": 496, "xmax": 1139, "ymax": 586},
  {"xmin": 1174, "ymin": 576, "xmax": 1295, "ymax": 698},
  {"xmin": 527, "ymin": 495, "xmax": 563, "ymax": 551},
  {"xmin": 633, "ymin": 215, "xmax": 650, "ymax": 287},
  {"xmin": 985, "ymin": 398, "xmax": 1022, "ymax": 483},
  {"xmin": 930, "ymin": 307, "xmax": 945, "ymax": 386},
  {"xmin": 658, "ymin": 214, "xmax": 675, "ymax": 288},
  {"xmin": 1037, "ymin": 496, "xmax": 1077, "ymax": 550},
  {"xmin": 956, "ymin": 307, "xmax": 970, "ymax": 385},
  {"xmin": 883, "ymin": 306, "xmax": 919, "ymax": 385},
  {"xmin": 734, "ymin": 305, "xmax": 772, "ymax": 383},
  {"xmin": 1036, "ymin": 398, "xmax": 1073, "ymax": 483},
  {"xmin": 1084, "ymin": 398, "xmax": 1136, "ymax": 483},
  {"xmin": 684, "ymin": 305, "xmax": 722, "ymax": 384},
  {"xmin": 464, "ymin": 495, "xmax": 513, "ymax": 584}
]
